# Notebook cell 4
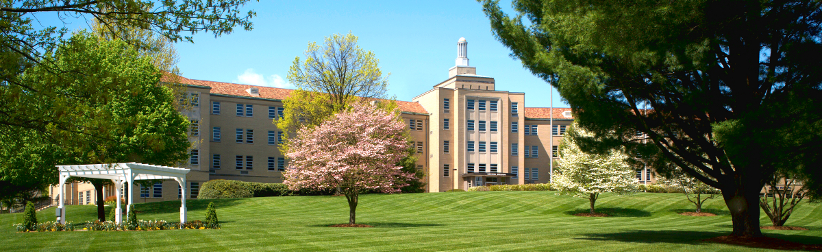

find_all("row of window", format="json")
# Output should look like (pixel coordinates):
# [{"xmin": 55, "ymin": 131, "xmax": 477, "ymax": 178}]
[
  {"xmin": 466, "ymin": 141, "xmax": 499, "ymax": 153},
  {"xmin": 139, "ymin": 182, "xmax": 200, "ymax": 199},
  {"xmin": 467, "ymin": 120, "xmax": 498, "ymax": 132},
  {"xmin": 78, "ymin": 191, "xmax": 91, "ymax": 205},
  {"xmin": 209, "ymin": 154, "xmax": 287, "ymax": 171},
  {"xmin": 211, "ymin": 128, "xmax": 283, "ymax": 144},
  {"xmin": 439, "ymin": 165, "xmax": 542, "ymax": 181},
  {"xmin": 466, "ymin": 99, "xmax": 499, "ymax": 111},
  {"xmin": 466, "ymin": 163, "xmax": 500, "ymax": 173},
  {"xmin": 636, "ymin": 169, "xmax": 652, "ymax": 181},
  {"xmin": 210, "ymin": 102, "xmax": 284, "ymax": 119},
  {"xmin": 511, "ymin": 144, "xmax": 539, "ymax": 158},
  {"xmin": 179, "ymin": 92, "xmax": 199, "ymax": 107}
]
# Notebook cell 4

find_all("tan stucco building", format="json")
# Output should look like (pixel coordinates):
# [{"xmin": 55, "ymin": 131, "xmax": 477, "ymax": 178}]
[{"xmin": 53, "ymin": 38, "xmax": 659, "ymax": 205}]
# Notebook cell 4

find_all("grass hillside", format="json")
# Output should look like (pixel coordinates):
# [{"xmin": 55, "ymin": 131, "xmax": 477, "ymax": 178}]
[{"xmin": 2, "ymin": 192, "xmax": 821, "ymax": 251}]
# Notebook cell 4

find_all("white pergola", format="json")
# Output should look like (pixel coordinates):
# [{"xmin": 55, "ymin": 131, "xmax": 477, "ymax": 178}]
[{"xmin": 55, "ymin": 162, "xmax": 190, "ymax": 225}]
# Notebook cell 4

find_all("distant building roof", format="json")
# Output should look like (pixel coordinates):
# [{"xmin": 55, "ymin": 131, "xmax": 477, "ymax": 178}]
[
  {"xmin": 523, "ymin": 107, "xmax": 574, "ymax": 119},
  {"xmin": 162, "ymin": 74, "xmax": 427, "ymax": 114}
]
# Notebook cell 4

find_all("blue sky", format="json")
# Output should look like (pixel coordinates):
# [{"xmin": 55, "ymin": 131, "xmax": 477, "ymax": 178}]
[{"xmin": 35, "ymin": 0, "xmax": 569, "ymax": 108}]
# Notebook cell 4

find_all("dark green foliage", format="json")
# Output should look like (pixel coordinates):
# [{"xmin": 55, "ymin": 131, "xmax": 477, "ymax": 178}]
[
  {"xmin": 22, "ymin": 201, "xmax": 36, "ymax": 231},
  {"xmin": 446, "ymin": 189, "xmax": 466, "ymax": 192},
  {"xmin": 205, "ymin": 202, "xmax": 219, "ymax": 229},
  {"xmin": 480, "ymin": 0, "xmax": 822, "ymax": 237},
  {"xmin": 399, "ymin": 146, "xmax": 426, "ymax": 193},
  {"xmin": 127, "ymin": 207, "xmax": 138, "ymax": 230},
  {"xmin": 107, "ymin": 206, "xmax": 118, "ymax": 222},
  {"xmin": 199, "ymin": 180, "xmax": 301, "ymax": 199}
]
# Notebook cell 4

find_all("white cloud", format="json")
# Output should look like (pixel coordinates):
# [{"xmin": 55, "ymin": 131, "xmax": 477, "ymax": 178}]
[{"xmin": 234, "ymin": 68, "xmax": 292, "ymax": 89}]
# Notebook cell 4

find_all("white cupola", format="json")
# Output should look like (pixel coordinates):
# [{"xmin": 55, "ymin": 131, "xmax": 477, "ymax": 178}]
[{"xmin": 455, "ymin": 37, "xmax": 469, "ymax": 67}]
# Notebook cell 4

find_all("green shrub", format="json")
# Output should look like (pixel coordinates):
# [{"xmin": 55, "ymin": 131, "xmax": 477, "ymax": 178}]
[
  {"xmin": 468, "ymin": 183, "xmax": 555, "ymax": 192},
  {"xmin": 446, "ymin": 189, "xmax": 465, "ymax": 192},
  {"xmin": 22, "ymin": 201, "xmax": 37, "ymax": 231},
  {"xmin": 198, "ymin": 180, "xmax": 254, "ymax": 199},
  {"xmin": 637, "ymin": 184, "xmax": 685, "ymax": 193},
  {"xmin": 107, "ymin": 206, "xmax": 116, "ymax": 222},
  {"xmin": 246, "ymin": 182, "xmax": 291, "ymax": 197},
  {"xmin": 127, "ymin": 206, "xmax": 138, "ymax": 230},
  {"xmin": 205, "ymin": 202, "xmax": 219, "ymax": 229}
]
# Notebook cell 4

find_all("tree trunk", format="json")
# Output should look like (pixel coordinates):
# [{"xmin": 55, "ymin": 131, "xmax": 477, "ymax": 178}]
[
  {"xmin": 722, "ymin": 180, "xmax": 763, "ymax": 237},
  {"xmin": 91, "ymin": 180, "xmax": 105, "ymax": 222},
  {"xmin": 589, "ymin": 193, "xmax": 597, "ymax": 214},
  {"xmin": 345, "ymin": 192, "xmax": 358, "ymax": 224},
  {"xmin": 695, "ymin": 194, "xmax": 702, "ymax": 213}
]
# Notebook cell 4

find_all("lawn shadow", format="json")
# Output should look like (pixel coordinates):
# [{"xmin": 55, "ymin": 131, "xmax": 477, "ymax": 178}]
[
  {"xmin": 576, "ymin": 230, "xmax": 725, "ymax": 244},
  {"xmin": 308, "ymin": 222, "xmax": 444, "ymax": 228},
  {"xmin": 565, "ymin": 207, "xmax": 651, "ymax": 217},
  {"xmin": 127, "ymin": 198, "xmax": 244, "ymax": 214},
  {"xmin": 670, "ymin": 208, "xmax": 729, "ymax": 216}
]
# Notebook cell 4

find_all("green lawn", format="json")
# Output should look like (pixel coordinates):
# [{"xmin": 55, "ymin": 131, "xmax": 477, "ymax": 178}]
[{"xmin": 2, "ymin": 191, "xmax": 821, "ymax": 251}]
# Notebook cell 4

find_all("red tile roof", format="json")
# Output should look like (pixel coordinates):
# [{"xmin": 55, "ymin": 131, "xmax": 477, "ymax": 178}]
[
  {"xmin": 162, "ymin": 74, "xmax": 427, "ymax": 114},
  {"xmin": 524, "ymin": 107, "xmax": 574, "ymax": 119}
]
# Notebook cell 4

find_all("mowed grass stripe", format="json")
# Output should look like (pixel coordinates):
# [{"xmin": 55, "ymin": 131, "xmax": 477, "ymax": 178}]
[{"xmin": 3, "ymin": 191, "xmax": 822, "ymax": 251}]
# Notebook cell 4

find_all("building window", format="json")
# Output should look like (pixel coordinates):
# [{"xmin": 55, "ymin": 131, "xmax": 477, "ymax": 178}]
[
  {"xmin": 444, "ymin": 141, "xmax": 450, "ymax": 153},
  {"xmin": 512, "ymin": 122, "xmax": 518, "ymax": 132},
  {"xmin": 512, "ymin": 166, "xmax": 519, "ymax": 179},
  {"xmin": 512, "ymin": 143, "xmax": 518, "ymax": 156},
  {"xmin": 443, "ymin": 98, "xmax": 450, "ymax": 110},
  {"xmin": 646, "ymin": 169, "xmax": 652, "ymax": 181},
  {"xmin": 479, "ymin": 120, "xmax": 486, "ymax": 132},
  {"xmin": 512, "ymin": 102, "xmax": 518, "ymax": 115},
  {"xmin": 236, "ymin": 129, "xmax": 243, "ymax": 143},
  {"xmin": 467, "ymin": 99, "xmax": 475, "ymax": 110},
  {"xmin": 178, "ymin": 184, "xmax": 182, "ymax": 199},
  {"xmin": 245, "ymin": 104, "xmax": 253, "ymax": 117},
  {"xmin": 467, "ymin": 120, "xmax": 475, "ymax": 131},
  {"xmin": 553, "ymin": 146, "xmax": 558, "ymax": 157},
  {"xmin": 190, "ymin": 93, "xmax": 199, "ymax": 107},
  {"xmin": 479, "ymin": 141, "xmax": 486, "ymax": 152},
  {"xmin": 479, "ymin": 163, "xmax": 486, "ymax": 172},
  {"xmin": 278, "ymin": 157, "xmax": 286, "ymax": 171},
  {"xmin": 490, "ymin": 164, "xmax": 498, "ymax": 173},
  {"xmin": 278, "ymin": 131, "xmax": 284, "ymax": 144},
  {"xmin": 269, "ymin": 106, "xmax": 277, "ymax": 119},
  {"xmin": 190, "ymin": 120, "xmax": 199, "ymax": 136},
  {"xmin": 443, "ymin": 118, "xmax": 450, "ymax": 130},
  {"xmin": 246, "ymin": 156, "xmax": 253, "ymax": 170},
  {"xmin": 530, "ymin": 125, "xmax": 538, "ymax": 135},
  {"xmin": 236, "ymin": 104, "xmax": 243, "ymax": 116},
  {"xmin": 417, "ymin": 120, "xmax": 423, "ymax": 130},
  {"xmin": 468, "ymin": 163, "xmax": 475, "ymax": 173},
  {"xmin": 278, "ymin": 107, "xmax": 284, "ymax": 118},
  {"xmin": 443, "ymin": 164, "xmax": 450, "ymax": 177},
  {"xmin": 524, "ymin": 145, "xmax": 530, "ymax": 158},
  {"xmin": 553, "ymin": 125, "xmax": 567, "ymax": 135},
  {"xmin": 490, "ymin": 100, "xmax": 498, "ymax": 111},
  {"xmin": 524, "ymin": 168, "xmax": 530, "ymax": 180},
  {"xmin": 490, "ymin": 121, "xmax": 498, "ymax": 132},
  {"xmin": 212, "ymin": 101, "xmax": 220, "ymax": 115},
  {"xmin": 268, "ymin": 157, "xmax": 276, "ymax": 171},
  {"xmin": 524, "ymin": 125, "xmax": 531, "ymax": 135},
  {"xmin": 190, "ymin": 149, "xmax": 199, "ymax": 165},
  {"xmin": 246, "ymin": 129, "xmax": 254, "ymax": 144},
  {"xmin": 236, "ymin": 155, "xmax": 243, "ymax": 169},
  {"xmin": 467, "ymin": 141, "xmax": 475, "ymax": 152},
  {"xmin": 490, "ymin": 142, "xmax": 498, "ymax": 153},
  {"xmin": 213, "ymin": 127, "xmax": 221, "ymax": 142},
  {"xmin": 153, "ymin": 183, "xmax": 163, "ymax": 198},
  {"xmin": 140, "ymin": 185, "xmax": 149, "ymax": 198},
  {"xmin": 409, "ymin": 119, "xmax": 416, "ymax": 130},
  {"xmin": 532, "ymin": 146, "xmax": 539, "ymax": 158},
  {"xmin": 212, "ymin": 154, "xmax": 221, "ymax": 169},
  {"xmin": 268, "ymin": 131, "xmax": 276, "ymax": 145},
  {"xmin": 531, "ymin": 168, "xmax": 539, "ymax": 181},
  {"xmin": 190, "ymin": 182, "xmax": 199, "ymax": 199},
  {"xmin": 479, "ymin": 100, "xmax": 486, "ymax": 111},
  {"xmin": 417, "ymin": 142, "xmax": 424, "ymax": 153}
]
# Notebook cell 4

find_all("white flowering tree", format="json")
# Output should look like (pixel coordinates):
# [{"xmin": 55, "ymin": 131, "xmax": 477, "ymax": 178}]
[
  {"xmin": 284, "ymin": 103, "xmax": 413, "ymax": 225},
  {"xmin": 555, "ymin": 122, "xmax": 636, "ymax": 214}
]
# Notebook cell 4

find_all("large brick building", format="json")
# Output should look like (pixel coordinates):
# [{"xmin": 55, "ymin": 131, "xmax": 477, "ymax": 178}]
[{"xmin": 52, "ymin": 38, "xmax": 656, "ymax": 205}]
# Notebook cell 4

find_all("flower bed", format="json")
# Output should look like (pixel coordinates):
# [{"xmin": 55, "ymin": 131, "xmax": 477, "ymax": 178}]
[{"xmin": 15, "ymin": 220, "xmax": 218, "ymax": 232}]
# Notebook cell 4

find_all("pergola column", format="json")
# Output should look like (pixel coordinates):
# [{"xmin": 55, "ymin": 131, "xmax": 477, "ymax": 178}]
[
  {"xmin": 174, "ymin": 177, "xmax": 187, "ymax": 224},
  {"xmin": 56, "ymin": 174, "xmax": 68, "ymax": 224},
  {"xmin": 113, "ymin": 179, "xmax": 123, "ymax": 224},
  {"xmin": 126, "ymin": 171, "xmax": 135, "ymax": 222}
]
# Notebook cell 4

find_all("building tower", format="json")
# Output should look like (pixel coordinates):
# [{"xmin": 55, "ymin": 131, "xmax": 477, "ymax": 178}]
[{"xmin": 456, "ymin": 37, "xmax": 469, "ymax": 66}]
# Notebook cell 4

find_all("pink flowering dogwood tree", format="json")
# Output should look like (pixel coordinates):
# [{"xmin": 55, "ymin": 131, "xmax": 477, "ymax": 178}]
[{"xmin": 284, "ymin": 103, "xmax": 413, "ymax": 225}]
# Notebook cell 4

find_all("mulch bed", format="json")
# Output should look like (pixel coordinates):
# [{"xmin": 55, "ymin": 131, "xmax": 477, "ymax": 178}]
[
  {"xmin": 761, "ymin": 226, "xmax": 809, "ymax": 231},
  {"xmin": 573, "ymin": 213, "xmax": 610, "ymax": 217},
  {"xmin": 679, "ymin": 212, "xmax": 717, "ymax": 217},
  {"xmin": 705, "ymin": 235, "xmax": 822, "ymax": 251},
  {"xmin": 329, "ymin": 224, "xmax": 373, "ymax": 228}
]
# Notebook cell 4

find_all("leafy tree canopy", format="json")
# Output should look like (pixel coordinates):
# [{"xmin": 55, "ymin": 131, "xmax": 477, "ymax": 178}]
[{"xmin": 481, "ymin": 0, "xmax": 822, "ymax": 236}]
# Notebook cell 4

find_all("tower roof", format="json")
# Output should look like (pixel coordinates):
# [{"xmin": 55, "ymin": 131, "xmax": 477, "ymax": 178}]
[{"xmin": 458, "ymin": 37, "xmax": 467, "ymax": 43}]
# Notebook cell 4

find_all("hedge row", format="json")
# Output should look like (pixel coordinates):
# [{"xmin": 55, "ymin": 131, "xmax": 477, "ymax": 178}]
[
  {"xmin": 467, "ymin": 183, "xmax": 556, "ymax": 192},
  {"xmin": 198, "ymin": 180, "xmax": 336, "ymax": 199},
  {"xmin": 637, "ymin": 184, "xmax": 687, "ymax": 193}
]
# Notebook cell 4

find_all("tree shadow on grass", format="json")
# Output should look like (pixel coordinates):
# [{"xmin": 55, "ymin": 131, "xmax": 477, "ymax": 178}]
[
  {"xmin": 308, "ymin": 222, "xmax": 444, "ymax": 228},
  {"xmin": 669, "ymin": 208, "xmax": 729, "ymax": 216},
  {"xmin": 577, "ymin": 230, "xmax": 822, "ymax": 248},
  {"xmin": 565, "ymin": 207, "xmax": 651, "ymax": 217},
  {"xmin": 128, "ymin": 198, "xmax": 244, "ymax": 214}
]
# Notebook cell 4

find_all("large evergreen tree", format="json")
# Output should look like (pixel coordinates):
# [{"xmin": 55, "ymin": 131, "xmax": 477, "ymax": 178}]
[{"xmin": 481, "ymin": 0, "xmax": 822, "ymax": 236}]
